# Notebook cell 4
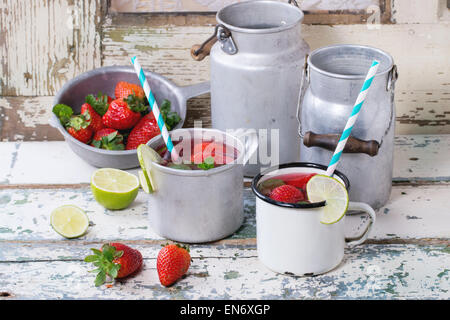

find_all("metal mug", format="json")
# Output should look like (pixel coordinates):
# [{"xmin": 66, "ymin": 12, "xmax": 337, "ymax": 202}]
[
  {"xmin": 146, "ymin": 128, "xmax": 258, "ymax": 243},
  {"xmin": 252, "ymin": 163, "xmax": 376, "ymax": 276}
]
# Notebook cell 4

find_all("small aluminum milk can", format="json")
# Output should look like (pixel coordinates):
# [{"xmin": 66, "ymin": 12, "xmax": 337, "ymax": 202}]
[{"xmin": 298, "ymin": 44, "xmax": 398, "ymax": 209}]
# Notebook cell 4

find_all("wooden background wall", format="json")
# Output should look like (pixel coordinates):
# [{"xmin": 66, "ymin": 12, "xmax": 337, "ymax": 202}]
[{"xmin": 0, "ymin": 0, "xmax": 449, "ymax": 142}]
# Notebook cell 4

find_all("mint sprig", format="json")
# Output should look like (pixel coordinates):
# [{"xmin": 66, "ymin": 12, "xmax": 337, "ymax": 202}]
[
  {"xmin": 197, "ymin": 156, "xmax": 215, "ymax": 170},
  {"xmin": 52, "ymin": 104, "xmax": 73, "ymax": 126},
  {"xmin": 160, "ymin": 99, "xmax": 181, "ymax": 131}
]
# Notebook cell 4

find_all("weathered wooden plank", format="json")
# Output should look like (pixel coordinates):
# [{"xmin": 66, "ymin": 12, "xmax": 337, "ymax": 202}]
[
  {"xmin": 109, "ymin": 0, "xmax": 381, "ymax": 13},
  {"xmin": 393, "ymin": 135, "xmax": 450, "ymax": 182},
  {"xmin": 1, "ymin": 183, "xmax": 449, "ymax": 242},
  {"xmin": 0, "ymin": 97, "xmax": 61, "ymax": 141},
  {"xmin": 0, "ymin": 0, "xmax": 102, "ymax": 96},
  {"xmin": 0, "ymin": 187, "xmax": 255, "ymax": 241},
  {"xmin": 1, "ymin": 135, "xmax": 448, "ymax": 184},
  {"xmin": 102, "ymin": 23, "xmax": 450, "ymax": 135},
  {"xmin": 0, "ymin": 243, "xmax": 448, "ymax": 299},
  {"xmin": 108, "ymin": 0, "xmax": 393, "ymax": 25}
]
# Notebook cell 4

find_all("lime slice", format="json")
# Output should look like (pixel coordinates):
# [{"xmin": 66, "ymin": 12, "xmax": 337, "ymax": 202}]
[
  {"xmin": 50, "ymin": 205, "xmax": 89, "ymax": 238},
  {"xmin": 91, "ymin": 168, "xmax": 139, "ymax": 210},
  {"xmin": 137, "ymin": 144, "xmax": 162, "ymax": 192},
  {"xmin": 138, "ymin": 170, "xmax": 151, "ymax": 193},
  {"xmin": 306, "ymin": 174, "xmax": 349, "ymax": 224}
]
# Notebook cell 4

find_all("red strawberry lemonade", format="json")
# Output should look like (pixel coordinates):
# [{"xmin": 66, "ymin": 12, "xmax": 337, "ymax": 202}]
[
  {"xmin": 156, "ymin": 139, "xmax": 239, "ymax": 171},
  {"xmin": 258, "ymin": 173, "xmax": 317, "ymax": 204}
]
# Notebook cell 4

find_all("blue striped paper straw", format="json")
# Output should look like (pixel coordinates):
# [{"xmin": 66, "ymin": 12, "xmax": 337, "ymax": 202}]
[
  {"xmin": 131, "ymin": 56, "xmax": 179, "ymax": 162},
  {"xmin": 326, "ymin": 60, "xmax": 380, "ymax": 176}
]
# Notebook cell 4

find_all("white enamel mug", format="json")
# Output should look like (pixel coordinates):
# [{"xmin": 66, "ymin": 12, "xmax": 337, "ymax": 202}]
[{"xmin": 252, "ymin": 163, "xmax": 376, "ymax": 276}]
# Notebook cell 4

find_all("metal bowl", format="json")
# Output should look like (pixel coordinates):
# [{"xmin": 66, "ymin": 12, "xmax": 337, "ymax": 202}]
[{"xmin": 49, "ymin": 66, "xmax": 210, "ymax": 169}]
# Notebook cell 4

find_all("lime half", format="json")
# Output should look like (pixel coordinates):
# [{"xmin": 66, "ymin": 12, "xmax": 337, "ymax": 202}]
[
  {"xmin": 91, "ymin": 168, "xmax": 139, "ymax": 210},
  {"xmin": 306, "ymin": 174, "xmax": 349, "ymax": 224},
  {"xmin": 137, "ymin": 144, "xmax": 162, "ymax": 193},
  {"xmin": 50, "ymin": 205, "xmax": 89, "ymax": 238}
]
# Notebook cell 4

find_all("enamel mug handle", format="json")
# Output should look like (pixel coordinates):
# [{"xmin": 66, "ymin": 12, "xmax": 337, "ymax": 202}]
[{"xmin": 345, "ymin": 202, "xmax": 376, "ymax": 246}]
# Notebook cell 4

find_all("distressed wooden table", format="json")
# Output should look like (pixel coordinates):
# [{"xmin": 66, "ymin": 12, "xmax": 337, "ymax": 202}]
[{"xmin": 0, "ymin": 135, "xmax": 449, "ymax": 300}]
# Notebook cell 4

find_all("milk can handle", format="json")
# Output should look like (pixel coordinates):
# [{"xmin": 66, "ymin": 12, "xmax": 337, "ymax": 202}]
[
  {"xmin": 296, "ymin": 55, "xmax": 309, "ymax": 139},
  {"xmin": 303, "ymin": 132, "xmax": 380, "ymax": 157},
  {"xmin": 297, "ymin": 63, "xmax": 398, "ymax": 156},
  {"xmin": 191, "ymin": 24, "xmax": 237, "ymax": 61}
]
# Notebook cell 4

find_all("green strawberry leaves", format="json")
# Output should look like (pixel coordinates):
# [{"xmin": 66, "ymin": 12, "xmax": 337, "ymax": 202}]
[
  {"xmin": 67, "ymin": 114, "xmax": 90, "ymax": 131},
  {"xmin": 85, "ymin": 92, "xmax": 110, "ymax": 116},
  {"xmin": 198, "ymin": 156, "xmax": 215, "ymax": 170},
  {"xmin": 91, "ymin": 131, "xmax": 125, "ymax": 150},
  {"xmin": 84, "ymin": 244, "xmax": 124, "ymax": 287},
  {"xmin": 160, "ymin": 99, "xmax": 181, "ymax": 131},
  {"xmin": 52, "ymin": 104, "xmax": 73, "ymax": 126},
  {"xmin": 124, "ymin": 94, "xmax": 148, "ymax": 113}
]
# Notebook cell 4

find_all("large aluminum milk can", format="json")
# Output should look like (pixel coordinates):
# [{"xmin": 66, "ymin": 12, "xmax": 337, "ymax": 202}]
[
  {"xmin": 298, "ymin": 45, "xmax": 398, "ymax": 209},
  {"xmin": 191, "ymin": 0, "xmax": 309, "ymax": 176}
]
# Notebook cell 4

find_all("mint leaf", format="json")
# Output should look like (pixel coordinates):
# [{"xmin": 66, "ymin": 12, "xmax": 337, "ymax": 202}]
[
  {"xmin": 160, "ymin": 99, "xmax": 181, "ymax": 131},
  {"xmin": 52, "ymin": 104, "xmax": 73, "ymax": 126},
  {"xmin": 198, "ymin": 156, "xmax": 215, "ymax": 170},
  {"xmin": 168, "ymin": 163, "xmax": 192, "ymax": 170}
]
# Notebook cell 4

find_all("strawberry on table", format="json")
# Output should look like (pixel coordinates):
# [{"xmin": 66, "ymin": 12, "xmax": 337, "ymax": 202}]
[
  {"xmin": 102, "ymin": 96, "xmax": 147, "ymax": 130},
  {"xmin": 115, "ymin": 81, "xmax": 145, "ymax": 100},
  {"xmin": 81, "ymin": 103, "xmax": 105, "ymax": 132},
  {"xmin": 85, "ymin": 92, "xmax": 113, "ymax": 116},
  {"xmin": 157, "ymin": 244, "xmax": 191, "ymax": 287},
  {"xmin": 91, "ymin": 128, "xmax": 125, "ymax": 150},
  {"xmin": 269, "ymin": 184, "xmax": 305, "ymax": 204},
  {"xmin": 84, "ymin": 243, "xmax": 143, "ymax": 287}
]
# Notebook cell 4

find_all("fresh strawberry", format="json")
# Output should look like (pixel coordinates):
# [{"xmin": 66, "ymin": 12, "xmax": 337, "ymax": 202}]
[
  {"xmin": 84, "ymin": 243, "xmax": 143, "ymax": 287},
  {"xmin": 125, "ymin": 113, "xmax": 160, "ymax": 150},
  {"xmin": 91, "ymin": 128, "xmax": 125, "ymax": 150},
  {"xmin": 276, "ymin": 173, "xmax": 317, "ymax": 189},
  {"xmin": 157, "ymin": 244, "xmax": 191, "ymax": 287},
  {"xmin": 115, "ymin": 81, "xmax": 145, "ymax": 100},
  {"xmin": 269, "ymin": 184, "xmax": 305, "ymax": 203},
  {"xmin": 66, "ymin": 115, "xmax": 93, "ymax": 144},
  {"xmin": 102, "ymin": 96, "xmax": 147, "ymax": 130},
  {"xmin": 81, "ymin": 103, "xmax": 105, "ymax": 132},
  {"xmin": 85, "ymin": 92, "xmax": 113, "ymax": 116}
]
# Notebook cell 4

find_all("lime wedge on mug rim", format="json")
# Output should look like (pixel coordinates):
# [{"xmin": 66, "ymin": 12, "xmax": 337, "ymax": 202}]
[
  {"xmin": 306, "ymin": 174, "xmax": 349, "ymax": 224},
  {"xmin": 50, "ymin": 205, "xmax": 89, "ymax": 239},
  {"xmin": 137, "ymin": 144, "xmax": 162, "ymax": 193},
  {"xmin": 138, "ymin": 170, "xmax": 151, "ymax": 193}
]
